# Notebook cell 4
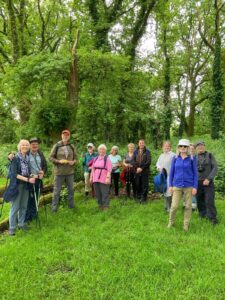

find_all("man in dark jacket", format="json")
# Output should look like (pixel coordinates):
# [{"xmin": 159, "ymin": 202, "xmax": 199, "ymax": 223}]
[
  {"xmin": 196, "ymin": 141, "xmax": 218, "ymax": 225},
  {"xmin": 134, "ymin": 139, "xmax": 151, "ymax": 203}
]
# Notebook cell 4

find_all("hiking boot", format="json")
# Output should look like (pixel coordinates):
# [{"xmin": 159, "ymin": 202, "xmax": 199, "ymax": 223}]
[
  {"xmin": 85, "ymin": 191, "xmax": 89, "ymax": 197},
  {"xmin": 18, "ymin": 225, "xmax": 30, "ymax": 231},
  {"xmin": 8, "ymin": 229, "xmax": 16, "ymax": 236},
  {"xmin": 212, "ymin": 219, "xmax": 219, "ymax": 226}
]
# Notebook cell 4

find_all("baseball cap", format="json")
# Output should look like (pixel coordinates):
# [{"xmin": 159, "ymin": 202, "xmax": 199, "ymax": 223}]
[
  {"xmin": 87, "ymin": 143, "xmax": 94, "ymax": 148},
  {"xmin": 195, "ymin": 140, "xmax": 205, "ymax": 147},
  {"xmin": 61, "ymin": 129, "xmax": 70, "ymax": 135}
]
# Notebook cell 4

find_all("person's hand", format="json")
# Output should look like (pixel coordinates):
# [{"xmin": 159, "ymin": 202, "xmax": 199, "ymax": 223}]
[
  {"xmin": 8, "ymin": 153, "xmax": 15, "ymax": 161},
  {"xmin": 169, "ymin": 187, "xmax": 173, "ymax": 194},
  {"xmin": 203, "ymin": 179, "xmax": 210, "ymax": 186},
  {"xmin": 105, "ymin": 177, "xmax": 111, "ymax": 184},
  {"xmin": 136, "ymin": 168, "xmax": 142, "ymax": 173},
  {"xmin": 28, "ymin": 177, "xmax": 35, "ymax": 184},
  {"xmin": 68, "ymin": 160, "xmax": 75, "ymax": 166},
  {"xmin": 192, "ymin": 188, "xmax": 197, "ymax": 196},
  {"xmin": 38, "ymin": 170, "xmax": 44, "ymax": 179}
]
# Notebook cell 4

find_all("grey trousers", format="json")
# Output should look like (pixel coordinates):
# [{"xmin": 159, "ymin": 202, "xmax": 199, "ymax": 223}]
[
  {"xmin": 93, "ymin": 182, "xmax": 110, "ymax": 208},
  {"xmin": 9, "ymin": 183, "xmax": 29, "ymax": 230},
  {"xmin": 52, "ymin": 174, "xmax": 75, "ymax": 211}
]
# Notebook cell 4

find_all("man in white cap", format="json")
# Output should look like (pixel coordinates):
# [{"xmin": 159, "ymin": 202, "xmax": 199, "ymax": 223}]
[
  {"xmin": 82, "ymin": 143, "xmax": 97, "ymax": 197},
  {"xmin": 196, "ymin": 141, "xmax": 218, "ymax": 225}
]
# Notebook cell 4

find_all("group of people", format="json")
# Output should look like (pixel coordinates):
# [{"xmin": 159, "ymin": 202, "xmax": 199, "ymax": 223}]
[
  {"xmin": 4, "ymin": 129, "xmax": 218, "ymax": 235},
  {"xmin": 156, "ymin": 139, "xmax": 218, "ymax": 231},
  {"xmin": 82, "ymin": 139, "xmax": 151, "ymax": 209}
]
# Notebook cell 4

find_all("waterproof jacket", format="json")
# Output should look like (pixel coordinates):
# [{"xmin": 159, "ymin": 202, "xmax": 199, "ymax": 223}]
[
  {"xmin": 197, "ymin": 151, "xmax": 218, "ymax": 182},
  {"xmin": 10, "ymin": 154, "xmax": 31, "ymax": 184},
  {"xmin": 134, "ymin": 147, "xmax": 151, "ymax": 174},
  {"xmin": 169, "ymin": 155, "xmax": 198, "ymax": 189},
  {"xmin": 49, "ymin": 141, "xmax": 77, "ymax": 176}
]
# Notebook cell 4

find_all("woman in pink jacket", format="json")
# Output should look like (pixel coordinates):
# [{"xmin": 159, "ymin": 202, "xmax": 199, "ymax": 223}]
[{"xmin": 90, "ymin": 144, "xmax": 112, "ymax": 210}]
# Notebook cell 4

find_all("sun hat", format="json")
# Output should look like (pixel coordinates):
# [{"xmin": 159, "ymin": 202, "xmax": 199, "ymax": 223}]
[{"xmin": 178, "ymin": 139, "xmax": 190, "ymax": 147}]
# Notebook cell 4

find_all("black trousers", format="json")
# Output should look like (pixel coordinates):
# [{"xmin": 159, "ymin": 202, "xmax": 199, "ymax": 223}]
[
  {"xmin": 196, "ymin": 181, "xmax": 217, "ymax": 221},
  {"xmin": 125, "ymin": 171, "xmax": 136, "ymax": 198},
  {"xmin": 111, "ymin": 172, "xmax": 120, "ymax": 196},
  {"xmin": 25, "ymin": 179, "xmax": 42, "ymax": 223},
  {"xmin": 135, "ymin": 172, "xmax": 149, "ymax": 202}
]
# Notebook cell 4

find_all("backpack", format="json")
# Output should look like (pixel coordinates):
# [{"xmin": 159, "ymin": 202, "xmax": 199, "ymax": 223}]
[
  {"xmin": 93, "ymin": 155, "xmax": 108, "ymax": 179},
  {"xmin": 3, "ymin": 158, "xmax": 19, "ymax": 203},
  {"xmin": 154, "ymin": 169, "xmax": 167, "ymax": 194},
  {"xmin": 54, "ymin": 143, "xmax": 75, "ymax": 160}
]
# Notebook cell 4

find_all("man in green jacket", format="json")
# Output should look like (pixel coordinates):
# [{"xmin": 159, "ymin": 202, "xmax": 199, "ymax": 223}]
[{"xmin": 49, "ymin": 129, "xmax": 77, "ymax": 212}]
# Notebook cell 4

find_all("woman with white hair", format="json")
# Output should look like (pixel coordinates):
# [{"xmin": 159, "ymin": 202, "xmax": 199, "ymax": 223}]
[
  {"xmin": 156, "ymin": 141, "xmax": 175, "ymax": 213},
  {"xmin": 8, "ymin": 139, "xmax": 35, "ymax": 236},
  {"xmin": 109, "ymin": 146, "xmax": 122, "ymax": 197},
  {"xmin": 168, "ymin": 139, "xmax": 198, "ymax": 231},
  {"xmin": 90, "ymin": 144, "xmax": 112, "ymax": 210}
]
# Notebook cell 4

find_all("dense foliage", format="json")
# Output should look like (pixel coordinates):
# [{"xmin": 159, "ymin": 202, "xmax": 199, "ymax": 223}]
[{"xmin": 0, "ymin": 0, "xmax": 224, "ymax": 144}]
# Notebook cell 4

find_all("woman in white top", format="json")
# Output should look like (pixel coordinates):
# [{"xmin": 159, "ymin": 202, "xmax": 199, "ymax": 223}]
[
  {"xmin": 156, "ymin": 141, "xmax": 175, "ymax": 213},
  {"xmin": 109, "ymin": 146, "xmax": 122, "ymax": 197}
]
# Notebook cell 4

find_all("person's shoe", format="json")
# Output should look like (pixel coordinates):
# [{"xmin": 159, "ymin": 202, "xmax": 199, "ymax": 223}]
[
  {"xmin": 18, "ymin": 225, "xmax": 30, "ymax": 231},
  {"xmin": 52, "ymin": 208, "xmax": 57, "ymax": 213},
  {"xmin": 8, "ymin": 229, "xmax": 15, "ymax": 236},
  {"xmin": 85, "ymin": 191, "xmax": 89, "ymax": 197},
  {"xmin": 212, "ymin": 219, "xmax": 219, "ymax": 226},
  {"xmin": 183, "ymin": 224, "xmax": 189, "ymax": 231}
]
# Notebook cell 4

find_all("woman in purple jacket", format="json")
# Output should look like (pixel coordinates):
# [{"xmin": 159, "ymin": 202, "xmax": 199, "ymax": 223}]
[{"xmin": 167, "ymin": 139, "xmax": 198, "ymax": 231}]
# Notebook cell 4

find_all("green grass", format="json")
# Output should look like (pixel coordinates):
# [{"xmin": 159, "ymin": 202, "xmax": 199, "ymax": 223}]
[{"xmin": 1, "ymin": 194, "xmax": 225, "ymax": 299}]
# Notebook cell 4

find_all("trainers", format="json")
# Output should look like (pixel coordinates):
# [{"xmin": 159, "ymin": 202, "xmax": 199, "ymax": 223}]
[{"xmin": 8, "ymin": 229, "xmax": 16, "ymax": 236}]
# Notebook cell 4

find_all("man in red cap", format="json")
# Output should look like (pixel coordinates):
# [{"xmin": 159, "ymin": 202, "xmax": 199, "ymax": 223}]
[{"xmin": 49, "ymin": 130, "xmax": 77, "ymax": 212}]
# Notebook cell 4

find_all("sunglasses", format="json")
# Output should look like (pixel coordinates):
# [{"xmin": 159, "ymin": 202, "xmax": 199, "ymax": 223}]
[{"xmin": 179, "ymin": 145, "xmax": 188, "ymax": 148}]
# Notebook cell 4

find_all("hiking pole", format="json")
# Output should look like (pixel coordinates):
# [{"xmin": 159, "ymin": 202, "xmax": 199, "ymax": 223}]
[{"xmin": 32, "ymin": 179, "xmax": 41, "ymax": 229}]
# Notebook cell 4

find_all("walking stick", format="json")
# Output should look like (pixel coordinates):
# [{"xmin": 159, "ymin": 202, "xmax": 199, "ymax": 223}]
[{"xmin": 33, "ymin": 181, "xmax": 41, "ymax": 229}]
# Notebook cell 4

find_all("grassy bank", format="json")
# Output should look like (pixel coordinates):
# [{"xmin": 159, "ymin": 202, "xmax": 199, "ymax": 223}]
[{"xmin": 0, "ymin": 194, "xmax": 225, "ymax": 299}]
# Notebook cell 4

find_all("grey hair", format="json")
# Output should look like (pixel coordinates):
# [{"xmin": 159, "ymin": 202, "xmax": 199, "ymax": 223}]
[
  {"xmin": 98, "ymin": 144, "xmax": 107, "ymax": 151},
  {"xmin": 17, "ymin": 139, "xmax": 30, "ymax": 151}
]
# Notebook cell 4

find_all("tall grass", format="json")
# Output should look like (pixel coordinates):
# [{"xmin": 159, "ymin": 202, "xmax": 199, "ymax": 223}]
[{"xmin": 0, "ymin": 194, "xmax": 225, "ymax": 299}]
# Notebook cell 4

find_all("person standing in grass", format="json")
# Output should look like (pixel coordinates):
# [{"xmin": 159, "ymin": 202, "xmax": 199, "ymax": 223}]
[
  {"xmin": 109, "ymin": 146, "xmax": 122, "ymax": 197},
  {"xmin": 168, "ymin": 139, "xmax": 198, "ymax": 231},
  {"xmin": 82, "ymin": 143, "xmax": 97, "ymax": 197},
  {"xmin": 156, "ymin": 141, "xmax": 175, "ymax": 213},
  {"xmin": 90, "ymin": 144, "xmax": 112, "ymax": 210},
  {"xmin": 49, "ymin": 129, "xmax": 77, "ymax": 212},
  {"xmin": 123, "ymin": 143, "xmax": 136, "ymax": 198},
  {"xmin": 134, "ymin": 139, "xmax": 151, "ymax": 204},
  {"xmin": 8, "ymin": 140, "xmax": 35, "ymax": 236},
  {"xmin": 196, "ymin": 141, "xmax": 218, "ymax": 225}
]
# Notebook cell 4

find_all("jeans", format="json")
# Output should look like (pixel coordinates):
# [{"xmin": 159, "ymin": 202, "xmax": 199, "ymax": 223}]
[
  {"xmin": 9, "ymin": 183, "xmax": 29, "ymax": 230},
  {"xmin": 25, "ymin": 179, "xmax": 42, "ymax": 223},
  {"xmin": 52, "ymin": 174, "xmax": 75, "ymax": 211}
]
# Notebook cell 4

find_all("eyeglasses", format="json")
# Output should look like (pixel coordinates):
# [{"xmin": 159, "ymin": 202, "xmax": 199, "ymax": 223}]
[{"xmin": 179, "ymin": 145, "xmax": 188, "ymax": 148}]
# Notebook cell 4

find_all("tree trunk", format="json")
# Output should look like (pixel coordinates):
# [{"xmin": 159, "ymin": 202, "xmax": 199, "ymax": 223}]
[{"xmin": 67, "ymin": 30, "xmax": 80, "ymax": 130}]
